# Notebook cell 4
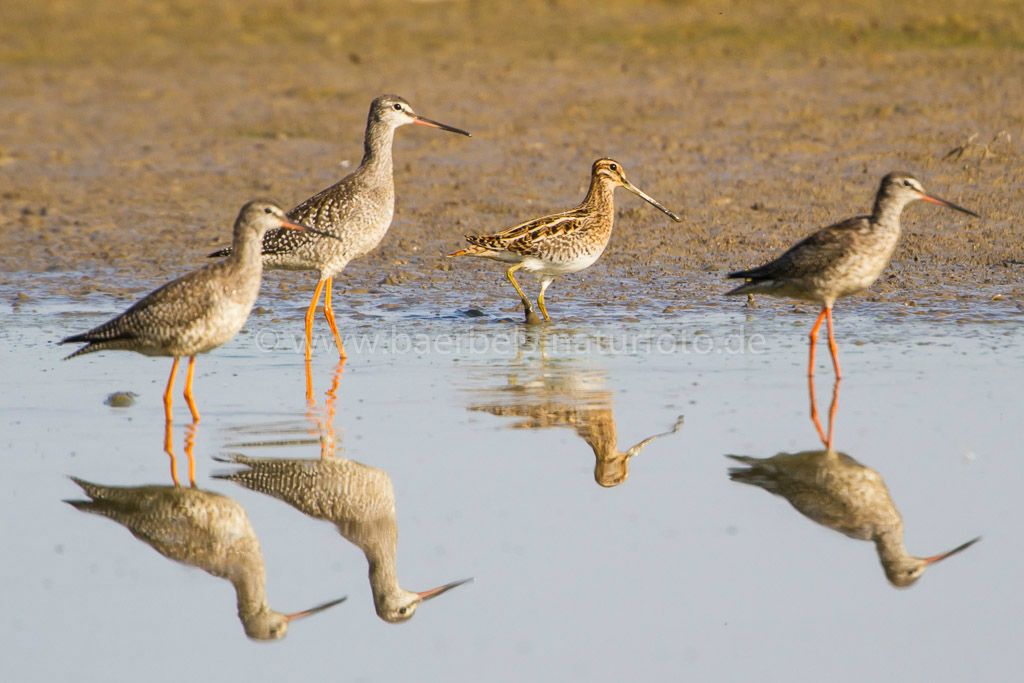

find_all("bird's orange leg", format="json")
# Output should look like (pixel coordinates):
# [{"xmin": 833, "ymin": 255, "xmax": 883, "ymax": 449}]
[
  {"xmin": 184, "ymin": 422, "xmax": 198, "ymax": 488},
  {"xmin": 304, "ymin": 279, "xmax": 327, "ymax": 363},
  {"xmin": 163, "ymin": 357, "xmax": 180, "ymax": 423},
  {"xmin": 808, "ymin": 374, "xmax": 828, "ymax": 447},
  {"xmin": 320, "ymin": 360, "xmax": 344, "ymax": 459},
  {"xmin": 304, "ymin": 356, "xmax": 315, "ymax": 403},
  {"xmin": 164, "ymin": 419, "xmax": 181, "ymax": 488},
  {"xmin": 824, "ymin": 307, "xmax": 842, "ymax": 379},
  {"xmin": 183, "ymin": 355, "xmax": 200, "ymax": 423},
  {"xmin": 322, "ymin": 277, "xmax": 348, "ymax": 361},
  {"xmin": 825, "ymin": 379, "xmax": 841, "ymax": 451},
  {"xmin": 807, "ymin": 308, "xmax": 827, "ymax": 377}
]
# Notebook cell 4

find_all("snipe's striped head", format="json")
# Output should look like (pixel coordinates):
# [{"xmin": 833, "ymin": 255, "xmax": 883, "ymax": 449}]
[
  {"xmin": 591, "ymin": 158, "xmax": 681, "ymax": 222},
  {"xmin": 370, "ymin": 94, "xmax": 471, "ymax": 136}
]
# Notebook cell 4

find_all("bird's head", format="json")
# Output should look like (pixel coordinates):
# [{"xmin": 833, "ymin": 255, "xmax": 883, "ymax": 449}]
[
  {"xmin": 374, "ymin": 578, "xmax": 473, "ymax": 623},
  {"xmin": 241, "ymin": 597, "xmax": 346, "ymax": 641},
  {"xmin": 883, "ymin": 536, "xmax": 981, "ymax": 588},
  {"xmin": 592, "ymin": 158, "xmax": 681, "ymax": 222},
  {"xmin": 879, "ymin": 172, "xmax": 978, "ymax": 217},
  {"xmin": 370, "ymin": 94, "xmax": 471, "ymax": 137}
]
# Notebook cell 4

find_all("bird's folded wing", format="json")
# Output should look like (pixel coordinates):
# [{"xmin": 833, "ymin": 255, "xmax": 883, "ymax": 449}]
[{"xmin": 466, "ymin": 210, "xmax": 585, "ymax": 254}]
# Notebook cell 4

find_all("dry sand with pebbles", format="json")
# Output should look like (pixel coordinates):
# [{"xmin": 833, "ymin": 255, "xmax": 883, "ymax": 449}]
[{"xmin": 1, "ymin": 0, "xmax": 1022, "ymax": 319}]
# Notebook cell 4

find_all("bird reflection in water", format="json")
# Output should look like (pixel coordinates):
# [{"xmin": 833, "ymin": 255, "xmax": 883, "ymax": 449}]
[
  {"xmin": 727, "ymin": 377, "xmax": 980, "ymax": 587},
  {"xmin": 468, "ymin": 330, "xmax": 683, "ymax": 487},
  {"xmin": 216, "ymin": 362, "xmax": 471, "ymax": 623},
  {"xmin": 65, "ymin": 428, "xmax": 345, "ymax": 639}
]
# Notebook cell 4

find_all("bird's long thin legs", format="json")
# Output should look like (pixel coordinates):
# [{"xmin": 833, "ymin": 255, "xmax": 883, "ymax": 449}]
[
  {"xmin": 506, "ymin": 264, "xmax": 541, "ymax": 324},
  {"xmin": 304, "ymin": 279, "xmax": 328, "ymax": 363},
  {"xmin": 164, "ymin": 420, "xmax": 198, "ymax": 488},
  {"xmin": 183, "ymin": 355, "xmax": 200, "ymax": 423},
  {"xmin": 537, "ymin": 277, "xmax": 554, "ymax": 322},
  {"xmin": 808, "ymin": 375, "xmax": 841, "ymax": 451},
  {"xmin": 163, "ymin": 357, "xmax": 180, "ymax": 423},
  {"xmin": 322, "ymin": 277, "xmax": 347, "ymax": 360},
  {"xmin": 825, "ymin": 307, "xmax": 842, "ymax": 379},
  {"xmin": 807, "ymin": 308, "xmax": 828, "ymax": 377}
]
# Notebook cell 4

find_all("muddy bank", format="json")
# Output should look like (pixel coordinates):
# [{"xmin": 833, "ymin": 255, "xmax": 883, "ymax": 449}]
[{"xmin": 1, "ymin": 1, "xmax": 1022, "ymax": 317}]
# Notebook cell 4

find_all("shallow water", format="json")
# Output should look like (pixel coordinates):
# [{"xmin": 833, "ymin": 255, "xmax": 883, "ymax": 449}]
[{"xmin": 2, "ymin": 290, "xmax": 1022, "ymax": 682}]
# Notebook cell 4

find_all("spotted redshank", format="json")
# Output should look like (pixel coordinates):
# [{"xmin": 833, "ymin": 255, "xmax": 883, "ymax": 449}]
[
  {"xmin": 62, "ymin": 201, "xmax": 332, "ymax": 422},
  {"xmin": 726, "ymin": 376, "xmax": 980, "ymax": 587},
  {"xmin": 726, "ymin": 172, "xmax": 977, "ymax": 377},
  {"xmin": 449, "ymin": 158, "xmax": 681, "ymax": 324},
  {"xmin": 215, "ymin": 454, "xmax": 471, "ymax": 623},
  {"xmin": 66, "ymin": 477, "xmax": 345, "ymax": 639},
  {"xmin": 210, "ymin": 94, "xmax": 470, "ymax": 361}
]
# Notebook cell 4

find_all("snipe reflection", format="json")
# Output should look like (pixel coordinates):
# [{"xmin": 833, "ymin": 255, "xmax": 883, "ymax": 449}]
[
  {"xmin": 217, "ymin": 362, "xmax": 471, "ymax": 623},
  {"xmin": 468, "ymin": 329, "xmax": 683, "ymax": 487},
  {"xmin": 727, "ymin": 378, "xmax": 980, "ymax": 587},
  {"xmin": 65, "ymin": 424, "xmax": 345, "ymax": 639}
]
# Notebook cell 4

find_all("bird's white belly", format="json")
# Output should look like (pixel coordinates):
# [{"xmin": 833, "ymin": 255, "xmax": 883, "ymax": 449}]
[{"xmin": 522, "ymin": 252, "xmax": 601, "ymax": 276}]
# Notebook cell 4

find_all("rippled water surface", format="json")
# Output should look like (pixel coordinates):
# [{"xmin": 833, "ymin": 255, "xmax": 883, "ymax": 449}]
[{"xmin": 2, "ymin": 292, "xmax": 1022, "ymax": 682}]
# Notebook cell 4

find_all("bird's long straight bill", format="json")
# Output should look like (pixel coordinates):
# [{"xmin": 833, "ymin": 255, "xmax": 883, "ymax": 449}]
[
  {"xmin": 284, "ymin": 596, "xmax": 347, "ymax": 622},
  {"xmin": 417, "ymin": 577, "xmax": 474, "ymax": 601},
  {"xmin": 621, "ymin": 180, "xmax": 682, "ymax": 222},
  {"xmin": 922, "ymin": 536, "xmax": 982, "ymax": 565},
  {"xmin": 413, "ymin": 115, "xmax": 472, "ymax": 137},
  {"xmin": 920, "ymin": 193, "xmax": 980, "ymax": 218},
  {"xmin": 281, "ymin": 219, "xmax": 344, "ymax": 242}
]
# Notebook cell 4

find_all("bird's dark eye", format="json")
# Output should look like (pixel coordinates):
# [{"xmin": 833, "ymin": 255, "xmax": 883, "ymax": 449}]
[
  {"xmin": 398, "ymin": 607, "xmax": 407, "ymax": 615},
  {"xmin": 393, "ymin": 103, "xmax": 403, "ymax": 111},
  {"xmin": 264, "ymin": 207, "xmax": 272, "ymax": 214},
  {"xmin": 902, "ymin": 180, "xmax": 913, "ymax": 188},
  {"xmin": 610, "ymin": 164, "xmax": 617, "ymax": 171}
]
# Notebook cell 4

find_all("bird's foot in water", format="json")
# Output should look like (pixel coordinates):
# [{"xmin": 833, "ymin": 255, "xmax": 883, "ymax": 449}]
[{"xmin": 523, "ymin": 304, "xmax": 543, "ymax": 325}]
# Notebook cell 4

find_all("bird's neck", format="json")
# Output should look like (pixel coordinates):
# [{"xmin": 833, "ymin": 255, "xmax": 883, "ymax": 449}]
[
  {"xmin": 360, "ymin": 119, "xmax": 396, "ymax": 178},
  {"xmin": 583, "ymin": 176, "xmax": 616, "ymax": 214},
  {"xmin": 229, "ymin": 227, "xmax": 266, "ymax": 270},
  {"xmin": 871, "ymin": 193, "xmax": 909, "ymax": 231},
  {"xmin": 233, "ymin": 570, "xmax": 270, "ymax": 623},
  {"xmin": 368, "ymin": 552, "xmax": 402, "ymax": 602},
  {"xmin": 874, "ymin": 527, "xmax": 910, "ymax": 565}
]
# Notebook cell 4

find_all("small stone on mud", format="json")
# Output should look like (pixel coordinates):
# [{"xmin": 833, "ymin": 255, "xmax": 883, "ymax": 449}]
[
  {"xmin": 463, "ymin": 308, "xmax": 485, "ymax": 317},
  {"xmin": 105, "ymin": 391, "xmax": 137, "ymax": 408}
]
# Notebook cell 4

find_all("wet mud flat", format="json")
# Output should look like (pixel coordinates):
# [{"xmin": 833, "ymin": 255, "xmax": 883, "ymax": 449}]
[{"xmin": 0, "ymin": 1, "xmax": 1022, "ymax": 319}]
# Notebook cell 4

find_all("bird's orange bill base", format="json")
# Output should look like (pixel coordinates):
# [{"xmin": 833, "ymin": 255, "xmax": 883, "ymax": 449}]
[
  {"xmin": 417, "ymin": 577, "xmax": 474, "ymax": 601},
  {"xmin": 412, "ymin": 115, "xmax": 472, "ymax": 137},
  {"xmin": 922, "ymin": 537, "xmax": 982, "ymax": 565},
  {"xmin": 919, "ymin": 193, "xmax": 980, "ymax": 218},
  {"xmin": 284, "ymin": 596, "xmax": 347, "ymax": 622}
]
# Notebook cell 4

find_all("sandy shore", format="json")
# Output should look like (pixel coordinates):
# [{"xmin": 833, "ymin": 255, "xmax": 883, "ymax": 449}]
[{"xmin": 1, "ymin": 1, "xmax": 1022, "ymax": 314}]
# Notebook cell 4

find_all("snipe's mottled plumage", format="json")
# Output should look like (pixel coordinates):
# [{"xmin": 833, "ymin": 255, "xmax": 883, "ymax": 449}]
[
  {"xmin": 215, "ymin": 454, "xmax": 470, "ymax": 623},
  {"xmin": 450, "ymin": 158, "xmax": 681, "ymax": 324},
  {"xmin": 66, "ymin": 477, "xmax": 344, "ymax": 639},
  {"xmin": 62, "ymin": 201, "xmax": 322, "ymax": 422},
  {"xmin": 210, "ymin": 95, "xmax": 470, "ymax": 361},
  {"xmin": 726, "ymin": 172, "xmax": 978, "ymax": 377},
  {"xmin": 470, "ymin": 365, "xmax": 683, "ymax": 487},
  {"xmin": 727, "ymin": 450, "xmax": 980, "ymax": 587}
]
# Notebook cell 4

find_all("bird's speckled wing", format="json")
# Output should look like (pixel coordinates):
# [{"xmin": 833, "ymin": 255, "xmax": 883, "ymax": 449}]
[
  {"xmin": 730, "ymin": 216, "xmax": 871, "ymax": 281},
  {"xmin": 258, "ymin": 174, "xmax": 363, "ymax": 256},
  {"xmin": 73, "ymin": 267, "xmax": 224, "ymax": 343},
  {"xmin": 466, "ymin": 208, "xmax": 588, "ymax": 256}
]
